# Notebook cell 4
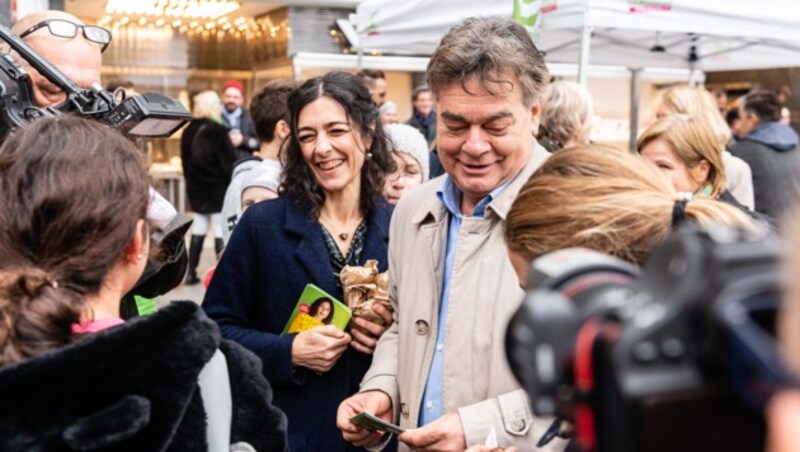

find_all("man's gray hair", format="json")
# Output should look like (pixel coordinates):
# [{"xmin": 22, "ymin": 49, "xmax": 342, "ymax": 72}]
[{"xmin": 427, "ymin": 16, "xmax": 549, "ymax": 107}]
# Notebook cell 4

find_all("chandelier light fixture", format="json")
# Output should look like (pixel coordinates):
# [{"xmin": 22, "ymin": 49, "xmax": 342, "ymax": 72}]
[
  {"xmin": 98, "ymin": 0, "xmax": 287, "ymax": 41},
  {"xmin": 105, "ymin": 0, "xmax": 241, "ymax": 19}
]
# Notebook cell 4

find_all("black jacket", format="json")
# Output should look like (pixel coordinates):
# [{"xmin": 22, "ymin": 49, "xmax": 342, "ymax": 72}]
[
  {"xmin": 729, "ymin": 122, "xmax": 800, "ymax": 221},
  {"xmin": 405, "ymin": 109, "xmax": 437, "ymax": 145},
  {"xmin": 181, "ymin": 119, "xmax": 238, "ymax": 213},
  {"xmin": 0, "ymin": 301, "xmax": 288, "ymax": 451},
  {"xmin": 718, "ymin": 189, "xmax": 777, "ymax": 233},
  {"xmin": 222, "ymin": 107, "xmax": 260, "ymax": 160}
]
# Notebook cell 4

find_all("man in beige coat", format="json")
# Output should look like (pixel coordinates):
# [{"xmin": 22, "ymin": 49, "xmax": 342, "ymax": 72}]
[{"xmin": 337, "ymin": 17, "xmax": 566, "ymax": 451}]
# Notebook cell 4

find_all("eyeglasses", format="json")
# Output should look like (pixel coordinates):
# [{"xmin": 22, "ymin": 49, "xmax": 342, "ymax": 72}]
[{"xmin": 18, "ymin": 19, "xmax": 112, "ymax": 52}]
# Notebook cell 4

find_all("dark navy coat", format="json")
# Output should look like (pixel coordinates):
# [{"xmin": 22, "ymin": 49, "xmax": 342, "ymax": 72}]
[{"xmin": 203, "ymin": 196, "xmax": 392, "ymax": 452}]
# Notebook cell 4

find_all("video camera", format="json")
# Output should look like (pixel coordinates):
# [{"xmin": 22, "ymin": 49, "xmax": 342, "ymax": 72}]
[
  {"xmin": 506, "ymin": 226, "xmax": 789, "ymax": 452},
  {"xmin": 0, "ymin": 23, "xmax": 190, "ymax": 139},
  {"xmin": 0, "ymin": 22, "xmax": 194, "ymax": 313}
]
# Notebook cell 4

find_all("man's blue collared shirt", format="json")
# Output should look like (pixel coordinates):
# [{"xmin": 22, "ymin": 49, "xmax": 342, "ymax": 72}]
[{"xmin": 418, "ymin": 175, "xmax": 512, "ymax": 425}]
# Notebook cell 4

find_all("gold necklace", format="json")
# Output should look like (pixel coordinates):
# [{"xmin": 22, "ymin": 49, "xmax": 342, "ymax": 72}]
[{"xmin": 319, "ymin": 214, "xmax": 361, "ymax": 242}]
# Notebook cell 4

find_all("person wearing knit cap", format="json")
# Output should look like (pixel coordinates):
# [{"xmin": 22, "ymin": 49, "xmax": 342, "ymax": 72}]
[
  {"xmin": 221, "ymin": 79, "xmax": 259, "ymax": 159},
  {"xmin": 220, "ymin": 79, "xmax": 297, "ymax": 246},
  {"xmin": 379, "ymin": 101, "xmax": 399, "ymax": 125},
  {"xmin": 204, "ymin": 160, "xmax": 282, "ymax": 288},
  {"xmin": 383, "ymin": 123, "xmax": 429, "ymax": 204}
]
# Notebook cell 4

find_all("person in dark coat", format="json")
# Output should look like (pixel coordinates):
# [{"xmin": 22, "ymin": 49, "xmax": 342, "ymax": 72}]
[
  {"xmin": 405, "ymin": 85, "xmax": 436, "ymax": 146},
  {"xmin": 730, "ymin": 90, "xmax": 800, "ymax": 222},
  {"xmin": 203, "ymin": 71, "xmax": 397, "ymax": 452},
  {"xmin": 181, "ymin": 90, "xmax": 238, "ymax": 284},
  {"xmin": 406, "ymin": 86, "xmax": 441, "ymax": 180},
  {"xmin": 221, "ymin": 79, "xmax": 260, "ymax": 160},
  {"xmin": 0, "ymin": 116, "xmax": 287, "ymax": 451}
]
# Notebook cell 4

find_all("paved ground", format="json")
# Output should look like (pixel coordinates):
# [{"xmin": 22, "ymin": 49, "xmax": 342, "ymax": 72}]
[{"xmin": 155, "ymin": 233, "xmax": 218, "ymax": 307}]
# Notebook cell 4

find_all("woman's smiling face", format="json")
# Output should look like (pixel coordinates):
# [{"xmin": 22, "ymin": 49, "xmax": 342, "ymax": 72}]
[{"xmin": 296, "ymin": 96, "xmax": 370, "ymax": 196}]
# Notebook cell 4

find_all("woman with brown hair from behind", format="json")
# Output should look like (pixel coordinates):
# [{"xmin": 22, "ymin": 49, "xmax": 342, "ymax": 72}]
[
  {"xmin": 505, "ymin": 145, "xmax": 761, "ymax": 282},
  {"xmin": 0, "ymin": 117, "xmax": 287, "ymax": 451}
]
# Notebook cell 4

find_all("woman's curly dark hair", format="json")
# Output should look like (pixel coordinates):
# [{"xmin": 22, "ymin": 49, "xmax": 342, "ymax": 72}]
[{"xmin": 280, "ymin": 71, "xmax": 396, "ymax": 216}]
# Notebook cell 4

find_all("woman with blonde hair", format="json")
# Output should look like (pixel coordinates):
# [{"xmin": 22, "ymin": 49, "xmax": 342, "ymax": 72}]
[
  {"xmin": 505, "ymin": 145, "xmax": 758, "ymax": 275},
  {"xmin": 637, "ymin": 115, "xmax": 773, "ymax": 236},
  {"xmin": 638, "ymin": 114, "xmax": 728, "ymax": 200},
  {"xmin": 181, "ymin": 90, "xmax": 239, "ymax": 284},
  {"xmin": 657, "ymin": 85, "xmax": 755, "ymax": 209},
  {"xmin": 538, "ymin": 80, "xmax": 594, "ymax": 151}
]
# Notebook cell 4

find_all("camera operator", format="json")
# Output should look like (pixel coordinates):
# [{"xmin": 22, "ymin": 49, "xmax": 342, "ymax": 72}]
[
  {"xmin": 9, "ymin": 10, "xmax": 191, "ymax": 316},
  {"xmin": 11, "ymin": 10, "xmax": 103, "ymax": 107}
]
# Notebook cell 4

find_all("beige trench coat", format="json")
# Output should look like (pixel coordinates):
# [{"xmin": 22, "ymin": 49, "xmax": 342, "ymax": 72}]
[{"xmin": 360, "ymin": 144, "xmax": 566, "ymax": 451}]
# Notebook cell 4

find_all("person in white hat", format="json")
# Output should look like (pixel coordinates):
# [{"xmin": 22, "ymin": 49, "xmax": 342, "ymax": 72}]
[
  {"xmin": 382, "ymin": 123, "xmax": 430, "ymax": 204},
  {"xmin": 379, "ymin": 101, "xmax": 400, "ymax": 125},
  {"xmin": 240, "ymin": 160, "xmax": 282, "ymax": 212}
]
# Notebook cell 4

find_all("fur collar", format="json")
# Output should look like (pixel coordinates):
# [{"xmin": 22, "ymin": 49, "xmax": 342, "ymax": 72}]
[{"xmin": 0, "ymin": 301, "xmax": 220, "ymax": 451}]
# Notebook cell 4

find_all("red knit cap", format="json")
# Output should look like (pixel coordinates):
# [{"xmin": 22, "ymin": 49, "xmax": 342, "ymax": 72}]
[{"xmin": 223, "ymin": 79, "xmax": 244, "ymax": 95}]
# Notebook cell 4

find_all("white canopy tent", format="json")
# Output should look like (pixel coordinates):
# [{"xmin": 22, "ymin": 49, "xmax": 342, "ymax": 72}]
[
  {"xmin": 348, "ymin": 0, "xmax": 800, "ymax": 147},
  {"xmin": 350, "ymin": 0, "xmax": 800, "ymax": 74}
]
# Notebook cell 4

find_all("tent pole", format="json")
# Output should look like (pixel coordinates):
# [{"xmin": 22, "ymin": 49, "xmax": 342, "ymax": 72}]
[
  {"xmin": 629, "ymin": 68, "xmax": 642, "ymax": 152},
  {"xmin": 577, "ymin": 23, "xmax": 592, "ymax": 86}
]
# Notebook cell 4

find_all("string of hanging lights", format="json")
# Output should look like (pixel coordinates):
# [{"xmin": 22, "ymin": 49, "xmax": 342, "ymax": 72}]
[
  {"xmin": 105, "ymin": 0, "xmax": 241, "ymax": 19},
  {"xmin": 97, "ymin": 0, "xmax": 286, "ymax": 41}
]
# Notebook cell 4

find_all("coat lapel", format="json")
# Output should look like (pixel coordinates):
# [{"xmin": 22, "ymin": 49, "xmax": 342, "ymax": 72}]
[
  {"xmin": 361, "ymin": 203, "xmax": 392, "ymax": 272},
  {"xmin": 284, "ymin": 199, "xmax": 339, "ymax": 296},
  {"xmin": 412, "ymin": 183, "xmax": 448, "ymax": 299}
]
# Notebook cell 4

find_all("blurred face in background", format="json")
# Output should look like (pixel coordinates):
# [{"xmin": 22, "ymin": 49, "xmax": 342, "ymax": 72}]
[
  {"xmin": 381, "ymin": 108, "xmax": 399, "ymax": 125},
  {"xmin": 655, "ymin": 100, "xmax": 673, "ymax": 119},
  {"xmin": 223, "ymin": 87, "xmax": 244, "ymax": 113},
  {"xmin": 781, "ymin": 106, "xmax": 792, "ymax": 126},
  {"xmin": 413, "ymin": 91, "xmax": 434, "ymax": 117},
  {"xmin": 729, "ymin": 116, "xmax": 743, "ymax": 139},
  {"xmin": 371, "ymin": 78, "xmax": 388, "ymax": 107},
  {"xmin": 738, "ymin": 108, "xmax": 760, "ymax": 138},
  {"xmin": 639, "ymin": 138, "xmax": 709, "ymax": 195},
  {"xmin": 383, "ymin": 152, "xmax": 423, "ymax": 204},
  {"xmin": 241, "ymin": 186, "xmax": 278, "ymax": 212}
]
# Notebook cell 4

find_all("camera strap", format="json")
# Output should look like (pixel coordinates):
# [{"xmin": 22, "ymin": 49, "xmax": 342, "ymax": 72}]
[{"xmin": 573, "ymin": 318, "xmax": 620, "ymax": 452}]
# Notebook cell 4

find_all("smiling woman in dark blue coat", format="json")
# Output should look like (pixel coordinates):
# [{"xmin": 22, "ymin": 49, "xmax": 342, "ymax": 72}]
[{"xmin": 203, "ymin": 71, "xmax": 397, "ymax": 452}]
